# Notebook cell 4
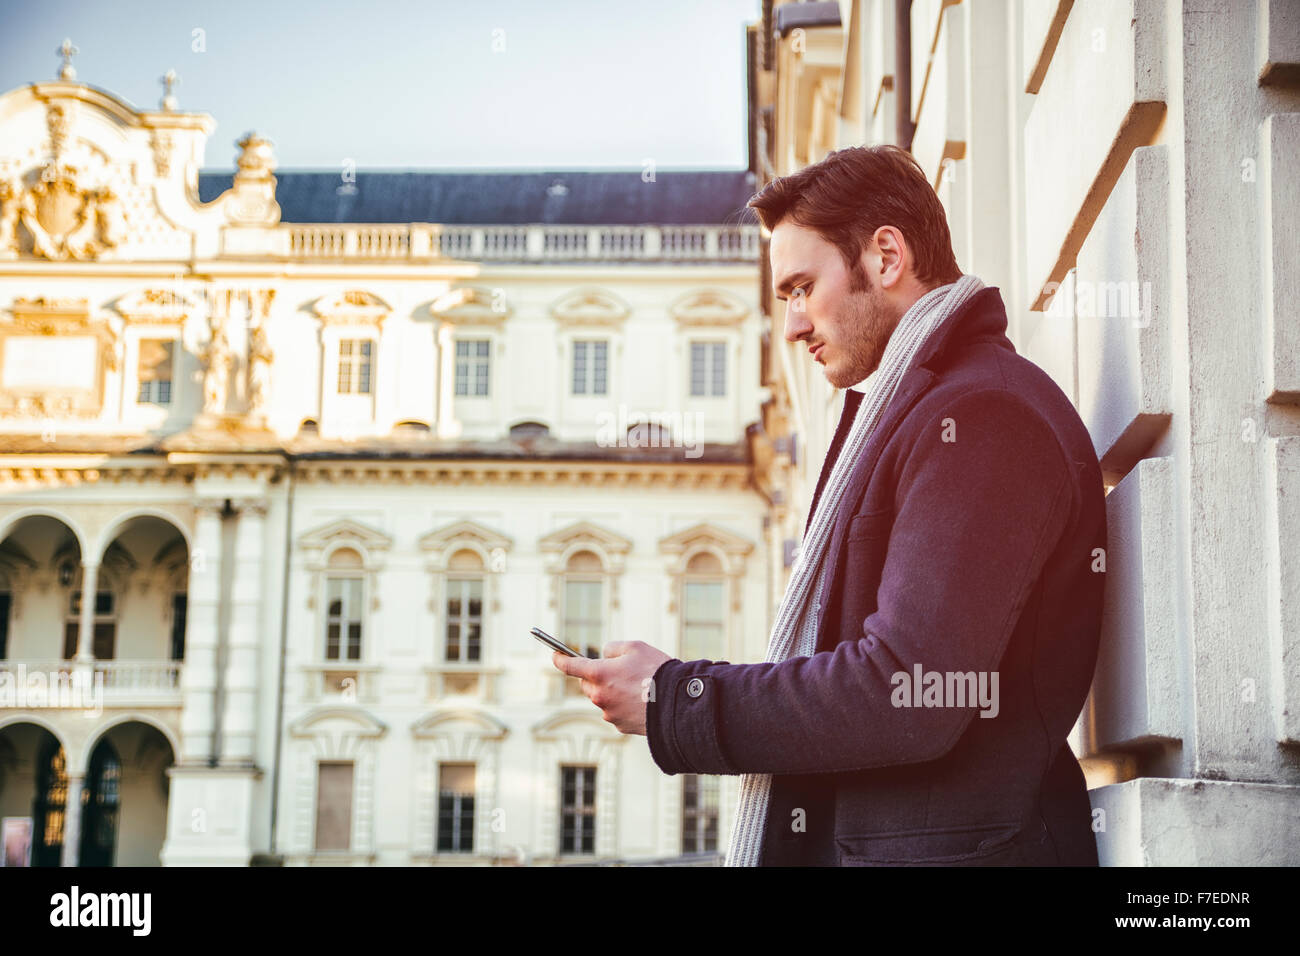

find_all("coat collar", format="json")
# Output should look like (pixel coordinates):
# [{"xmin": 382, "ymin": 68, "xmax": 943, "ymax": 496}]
[
  {"xmin": 846, "ymin": 285, "xmax": 1009, "ymax": 394},
  {"xmin": 804, "ymin": 286, "xmax": 1011, "ymax": 538},
  {"xmin": 907, "ymin": 284, "xmax": 1010, "ymax": 370}
]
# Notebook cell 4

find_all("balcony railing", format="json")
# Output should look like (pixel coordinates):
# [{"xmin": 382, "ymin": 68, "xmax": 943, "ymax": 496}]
[
  {"xmin": 95, "ymin": 660, "xmax": 183, "ymax": 696},
  {"xmin": 275, "ymin": 224, "xmax": 760, "ymax": 263},
  {"xmin": 0, "ymin": 660, "xmax": 183, "ymax": 708}
]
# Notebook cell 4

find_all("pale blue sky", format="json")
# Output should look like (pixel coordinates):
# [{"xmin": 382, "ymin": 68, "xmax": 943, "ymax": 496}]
[{"xmin": 0, "ymin": 0, "xmax": 760, "ymax": 170}]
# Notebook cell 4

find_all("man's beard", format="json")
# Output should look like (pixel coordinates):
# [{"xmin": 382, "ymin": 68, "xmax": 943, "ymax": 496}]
[{"xmin": 826, "ymin": 264, "xmax": 897, "ymax": 389}]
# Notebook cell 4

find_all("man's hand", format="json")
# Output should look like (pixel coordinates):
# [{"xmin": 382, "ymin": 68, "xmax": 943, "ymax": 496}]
[{"xmin": 551, "ymin": 640, "xmax": 671, "ymax": 736}]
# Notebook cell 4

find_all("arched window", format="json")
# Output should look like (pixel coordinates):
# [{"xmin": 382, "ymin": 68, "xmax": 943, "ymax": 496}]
[
  {"xmin": 31, "ymin": 739, "xmax": 66, "ymax": 867},
  {"xmin": 444, "ymin": 549, "xmax": 484, "ymax": 663},
  {"xmin": 681, "ymin": 551, "xmax": 726, "ymax": 661},
  {"xmin": 562, "ymin": 550, "xmax": 605, "ymax": 662},
  {"xmin": 325, "ymin": 547, "xmax": 365, "ymax": 662},
  {"xmin": 79, "ymin": 740, "xmax": 121, "ymax": 867}
]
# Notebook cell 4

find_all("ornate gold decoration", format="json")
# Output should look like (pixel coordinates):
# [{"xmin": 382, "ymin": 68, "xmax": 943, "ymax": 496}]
[
  {"xmin": 151, "ymin": 130, "xmax": 174, "ymax": 177},
  {"xmin": 312, "ymin": 290, "xmax": 389, "ymax": 329},
  {"xmin": 116, "ymin": 288, "xmax": 194, "ymax": 325},
  {"xmin": 18, "ymin": 161, "xmax": 124, "ymax": 261},
  {"xmin": 0, "ymin": 178, "xmax": 20, "ymax": 259},
  {"xmin": 0, "ymin": 298, "xmax": 117, "ymax": 420},
  {"xmin": 47, "ymin": 102, "xmax": 70, "ymax": 156}
]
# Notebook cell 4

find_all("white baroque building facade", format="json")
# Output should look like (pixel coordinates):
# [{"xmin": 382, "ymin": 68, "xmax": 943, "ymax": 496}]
[{"xmin": 0, "ymin": 68, "xmax": 767, "ymax": 865}]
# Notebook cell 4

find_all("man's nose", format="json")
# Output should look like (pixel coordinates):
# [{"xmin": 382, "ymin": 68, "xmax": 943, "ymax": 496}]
[{"xmin": 784, "ymin": 303, "xmax": 812, "ymax": 343}]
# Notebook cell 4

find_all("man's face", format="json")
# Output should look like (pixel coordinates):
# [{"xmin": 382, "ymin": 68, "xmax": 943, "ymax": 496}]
[{"xmin": 770, "ymin": 220, "xmax": 900, "ymax": 389}]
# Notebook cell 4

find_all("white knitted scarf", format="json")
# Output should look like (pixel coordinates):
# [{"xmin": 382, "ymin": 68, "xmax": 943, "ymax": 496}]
[{"xmin": 725, "ymin": 273, "xmax": 987, "ymax": 867}]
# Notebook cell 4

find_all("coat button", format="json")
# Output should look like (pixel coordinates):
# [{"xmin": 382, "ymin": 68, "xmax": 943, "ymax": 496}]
[{"xmin": 686, "ymin": 677, "xmax": 704, "ymax": 698}]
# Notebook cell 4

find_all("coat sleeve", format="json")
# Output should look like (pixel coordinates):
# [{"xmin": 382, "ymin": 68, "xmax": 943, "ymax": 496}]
[{"xmin": 645, "ymin": 387, "xmax": 1075, "ymax": 776}]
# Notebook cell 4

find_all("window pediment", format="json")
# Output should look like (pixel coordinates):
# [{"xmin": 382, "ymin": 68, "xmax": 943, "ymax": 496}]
[
  {"xmin": 549, "ymin": 288, "xmax": 630, "ymax": 328},
  {"xmin": 297, "ymin": 517, "xmax": 392, "ymax": 558},
  {"xmin": 658, "ymin": 522, "xmax": 753, "ymax": 575},
  {"xmin": 532, "ymin": 710, "xmax": 623, "ymax": 743},
  {"xmin": 115, "ymin": 289, "xmax": 195, "ymax": 326},
  {"xmin": 312, "ymin": 290, "xmax": 390, "ymax": 330},
  {"xmin": 669, "ymin": 289, "xmax": 748, "ymax": 327},
  {"xmin": 288, "ymin": 706, "xmax": 387, "ymax": 738},
  {"xmin": 430, "ymin": 286, "xmax": 512, "ymax": 326},
  {"xmin": 539, "ymin": 521, "xmax": 632, "ymax": 573},
  {"xmin": 419, "ymin": 519, "xmax": 513, "ymax": 567},
  {"xmin": 411, "ymin": 709, "xmax": 509, "ymax": 740}
]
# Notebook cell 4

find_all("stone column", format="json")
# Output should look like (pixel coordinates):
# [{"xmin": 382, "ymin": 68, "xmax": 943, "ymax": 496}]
[
  {"xmin": 74, "ymin": 560, "xmax": 99, "ymax": 663},
  {"xmin": 221, "ymin": 498, "xmax": 266, "ymax": 765},
  {"xmin": 60, "ymin": 772, "xmax": 84, "ymax": 867},
  {"xmin": 436, "ymin": 321, "xmax": 457, "ymax": 438},
  {"xmin": 178, "ymin": 499, "xmax": 225, "ymax": 764}
]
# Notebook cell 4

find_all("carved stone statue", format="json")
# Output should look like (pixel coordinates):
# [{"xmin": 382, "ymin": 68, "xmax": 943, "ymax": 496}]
[
  {"xmin": 201, "ymin": 311, "xmax": 231, "ymax": 414},
  {"xmin": 246, "ymin": 317, "xmax": 273, "ymax": 417}
]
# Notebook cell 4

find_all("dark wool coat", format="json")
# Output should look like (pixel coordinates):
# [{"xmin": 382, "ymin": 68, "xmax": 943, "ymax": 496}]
[{"xmin": 646, "ymin": 286, "xmax": 1107, "ymax": 865}]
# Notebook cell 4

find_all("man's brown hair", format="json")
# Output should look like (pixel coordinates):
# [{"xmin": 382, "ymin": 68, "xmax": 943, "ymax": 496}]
[{"xmin": 747, "ymin": 144, "xmax": 962, "ymax": 290}]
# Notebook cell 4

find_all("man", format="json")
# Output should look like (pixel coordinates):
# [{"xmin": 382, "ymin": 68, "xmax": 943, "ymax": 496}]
[{"xmin": 552, "ymin": 145, "xmax": 1107, "ymax": 866}]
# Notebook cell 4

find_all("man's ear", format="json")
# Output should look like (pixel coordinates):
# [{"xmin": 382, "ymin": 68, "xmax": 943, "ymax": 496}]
[{"xmin": 873, "ymin": 226, "xmax": 908, "ymax": 290}]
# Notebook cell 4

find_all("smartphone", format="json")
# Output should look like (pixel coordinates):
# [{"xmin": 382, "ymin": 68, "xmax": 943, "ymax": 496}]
[{"xmin": 531, "ymin": 626, "xmax": 579, "ymax": 657}]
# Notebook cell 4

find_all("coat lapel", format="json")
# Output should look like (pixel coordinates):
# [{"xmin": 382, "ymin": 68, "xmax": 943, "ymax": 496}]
[{"xmin": 813, "ymin": 367, "xmax": 936, "ymax": 643}]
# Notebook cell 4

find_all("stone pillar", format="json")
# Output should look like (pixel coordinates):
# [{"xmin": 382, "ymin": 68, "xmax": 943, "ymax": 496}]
[
  {"xmin": 221, "ymin": 498, "xmax": 266, "ymax": 765},
  {"xmin": 74, "ymin": 560, "xmax": 99, "ymax": 663},
  {"xmin": 61, "ymin": 772, "xmax": 84, "ymax": 866},
  {"xmin": 178, "ymin": 498, "xmax": 225, "ymax": 764},
  {"xmin": 436, "ymin": 321, "xmax": 457, "ymax": 438}
]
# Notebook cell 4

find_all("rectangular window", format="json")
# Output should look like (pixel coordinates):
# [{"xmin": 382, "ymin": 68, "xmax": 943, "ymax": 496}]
[
  {"xmin": 436, "ymin": 763, "xmax": 475, "ymax": 853},
  {"xmin": 559, "ymin": 765, "xmax": 597, "ymax": 855},
  {"xmin": 445, "ymin": 577, "xmax": 483, "ymax": 662},
  {"xmin": 64, "ymin": 591, "xmax": 115, "ymax": 660},
  {"xmin": 681, "ymin": 774, "xmax": 720, "ymax": 854},
  {"xmin": 0, "ymin": 592, "xmax": 10, "ymax": 659},
  {"xmin": 571, "ymin": 339, "xmax": 608, "ymax": 395},
  {"xmin": 337, "ymin": 339, "xmax": 373, "ymax": 394},
  {"xmin": 136, "ymin": 339, "xmax": 174, "ymax": 404},
  {"xmin": 314, "ymin": 761, "xmax": 354, "ymax": 851},
  {"xmin": 689, "ymin": 341, "xmax": 726, "ymax": 396},
  {"xmin": 170, "ymin": 592, "xmax": 187, "ymax": 661},
  {"xmin": 454, "ymin": 339, "xmax": 490, "ymax": 396},
  {"xmin": 681, "ymin": 580, "xmax": 725, "ymax": 661},
  {"xmin": 325, "ymin": 576, "xmax": 363, "ymax": 661}
]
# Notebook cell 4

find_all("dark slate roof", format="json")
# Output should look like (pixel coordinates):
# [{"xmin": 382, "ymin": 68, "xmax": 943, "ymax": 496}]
[{"xmin": 197, "ymin": 169, "xmax": 762, "ymax": 226}]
